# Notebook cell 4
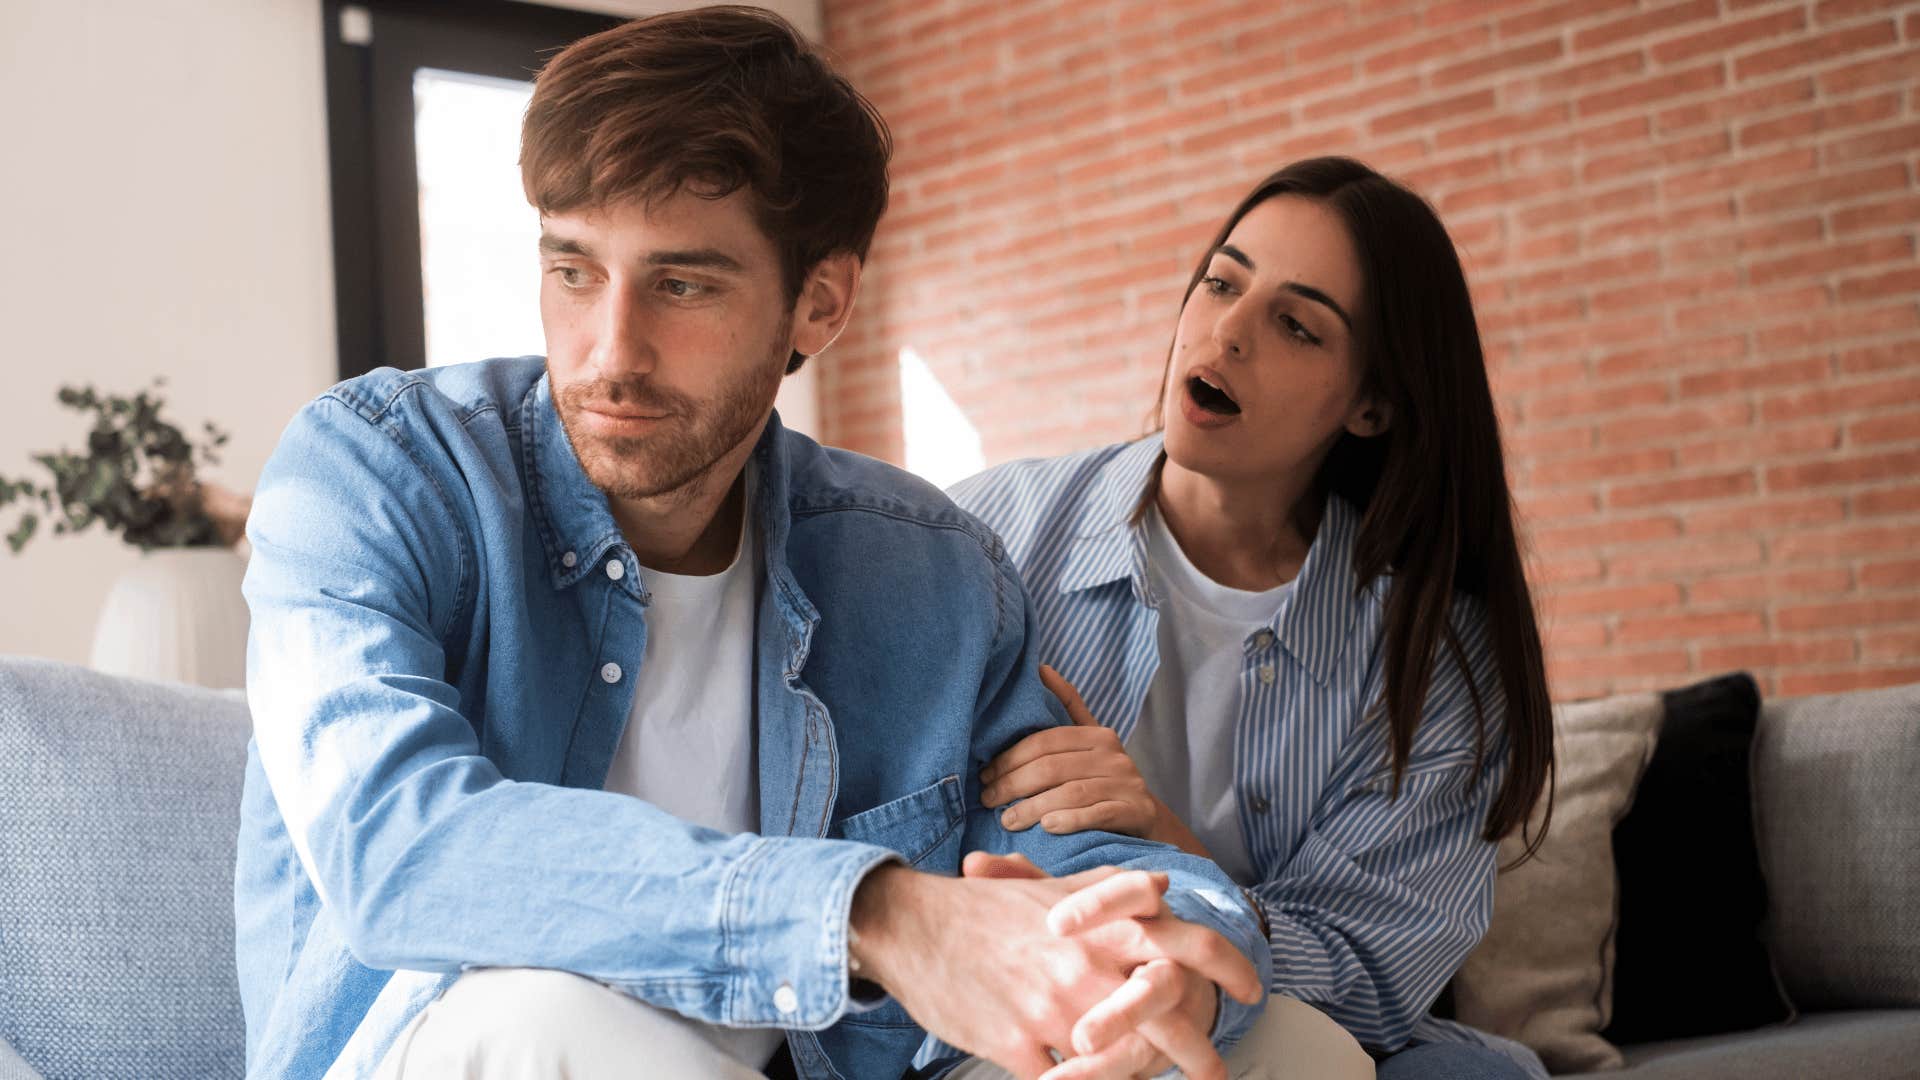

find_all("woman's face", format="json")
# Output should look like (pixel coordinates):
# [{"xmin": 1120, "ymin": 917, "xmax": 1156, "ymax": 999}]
[{"xmin": 1161, "ymin": 194, "xmax": 1380, "ymax": 487}]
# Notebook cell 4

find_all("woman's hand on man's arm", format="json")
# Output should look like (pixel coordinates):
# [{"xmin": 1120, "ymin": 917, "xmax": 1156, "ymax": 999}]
[{"xmin": 981, "ymin": 666, "xmax": 1215, "ymax": 860}]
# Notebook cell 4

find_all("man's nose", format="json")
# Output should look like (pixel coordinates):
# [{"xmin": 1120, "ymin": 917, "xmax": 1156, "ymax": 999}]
[{"xmin": 586, "ymin": 283, "xmax": 655, "ymax": 378}]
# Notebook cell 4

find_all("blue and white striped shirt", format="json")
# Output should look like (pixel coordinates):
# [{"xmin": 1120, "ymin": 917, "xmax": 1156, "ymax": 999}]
[{"xmin": 951, "ymin": 434, "xmax": 1541, "ymax": 1070}]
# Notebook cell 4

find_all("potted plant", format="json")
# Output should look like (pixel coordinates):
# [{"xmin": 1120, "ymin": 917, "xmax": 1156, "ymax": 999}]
[{"xmin": 1, "ymin": 382, "xmax": 253, "ymax": 688}]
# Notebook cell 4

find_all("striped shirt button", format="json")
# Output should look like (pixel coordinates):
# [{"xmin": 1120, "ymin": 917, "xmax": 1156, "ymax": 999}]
[
  {"xmin": 1258, "ymin": 663, "xmax": 1276, "ymax": 686},
  {"xmin": 1249, "ymin": 794, "xmax": 1272, "ymax": 814},
  {"xmin": 1253, "ymin": 629, "xmax": 1275, "ymax": 649}
]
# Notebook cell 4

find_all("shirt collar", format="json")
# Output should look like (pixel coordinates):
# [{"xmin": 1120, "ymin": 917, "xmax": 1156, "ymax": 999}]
[{"xmin": 1060, "ymin": 431, "xmax": 1368, "ymax": 687}]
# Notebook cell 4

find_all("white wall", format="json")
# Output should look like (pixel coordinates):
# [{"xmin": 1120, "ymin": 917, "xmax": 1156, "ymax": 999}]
[
  {"xmin": 0, "ymin": 0, "xmax": 824, "ymax": 667},
  {"xmin": 0, "ymin": 0, "xmax": 337, "ymax": 666}
]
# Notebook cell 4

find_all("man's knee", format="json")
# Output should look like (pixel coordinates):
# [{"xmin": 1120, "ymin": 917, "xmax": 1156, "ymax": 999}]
[
  {"xmin": 403, "ymin": 968, "xmax": 613, "ymax": 1069},
  {"xmin": 1226, "ymin": 996, "xmax": 1374, "ymax": 1080}
]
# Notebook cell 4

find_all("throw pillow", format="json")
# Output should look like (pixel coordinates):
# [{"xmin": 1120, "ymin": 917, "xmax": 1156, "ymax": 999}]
[
  {"xmin": 1604, "ymin": 671, "xmax": 1793, "ymax": 1044},
  {"xmin": 1756, "ymin": 679, "xmax": 1920, "ymax": 1009},
  {"xmin": 1450, "ymin": 692, "xmax": 1664, "ymax": 1074}
]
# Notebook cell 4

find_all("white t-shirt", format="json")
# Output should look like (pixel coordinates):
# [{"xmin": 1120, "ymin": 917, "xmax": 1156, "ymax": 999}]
[
  {"xmin": 1130, "ymin": 503, "xmax": 1293, "ymax": 886},
  {"xmin": 602, "ymin": 474, "xmax": 782, "ymax": 1069}
]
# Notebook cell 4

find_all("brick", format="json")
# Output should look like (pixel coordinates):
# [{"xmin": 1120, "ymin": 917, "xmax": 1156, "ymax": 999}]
[
  {"xmin": 1592, "ymin": 267, "xmax": 1742, "ymax": 316},
  {"xmin": 1654, "ymin": 8, "xmax": 1809, "ymax": 65},
  {"xmin": 1548, "ymin": 648, "xmax": 1694, "ymax": 686},
  {"xmin": 1686, "ymin": 496, "xmax": 1849, "ymax": 536},
  {"xmin": 1656, "ymin": 78, "xmax": 1815, "ymax": 136},
  {"xmin": 1833, "ymin": 194, "xmax": 1920, "ymax": 235},
  {"xmin": 1838, "ymin": 266, "xmax": 1920, "ymax": 303},
  {"xmin": 1690, "ymin": 567, "xmax": 1855, "ymax": 606},
  {"xmin": 1370, "ymin": 88, "xmax": 1497, "ymax": 136},
  {"xmin": 1768, "ymin": 448, "xmax": 1920, "ymax": 490},
  {"xmin": 1610, "ymin": 536, "xmax": 1765, "ymax": 580},
  {"xmin": 1535, "ymin": 515, "xmax": 1684, "ymax": 553},
  {"xmin": 1498, "ymin": 0, "xmax": 1638, "ymax": 39},
  {"xmin": 1700, "ymin": 637, "xmax": 1855, "ymax": 670},
  {"xmin": 1816, "ymin": 0, "xmax": 1919, "ymax": 22},
  {"xmin": 1778, "ymin": 595, "xmax": 1920, "ymax": 632},
  {"xmin": 1530, "ymin": 447, "xmax": 1676, "ymax": 487},
  {"xmin": 1596, "ymin": 335, "xmax": 1747, "ymax": 380},
  {"xmin": 1435, "ymin": 102, "xmax": 1572, "ymax": 151},
  {"xmin": 1541, "ymin": 616, "xmax": 1611, "ymax": 651},
  {"xmin": 1736, "ymin": 20, "xmax": 1901, "ymax": 81},
  {"xmin": 1754, "ymin": 303, "xmax": 1920, "ymax": 354},
  {"xmin": 1302, "ymin": 74, "xmax": 1422, "ymax": 122},
  {"xmin": 1433, "ymin": 38, "xmax": 1564, "ymax": 88},
  {"xmin": 1849, "ymin": 410, "xmax": 1920, "ymax": 445},
  {"xmin": 1528, "ymin": 379, "xmax": 1669, "ymax": 422},
  {"xmin": 1745, "ymin": 162, "xmax": 1911, "ymax": 215},
  {"xmin": 1856, "ymin": 485, "xmax": 1920, "ymax": 516},
  {"xmin": 1609, "ymin": 470, "xmax": 1757, "ymax": 509},
  {"xmin": 1617, "ymin": 609, "xmax": 1767, "ymax": 646},
  {"xmin": 1775, "ymin": 524, "xmax": 1920, "ymax": 562},
  {"xmin": 1862, "ymin": 558, "xmax": 1920, "ymax": 589},
  {"xmin": 1676, "ymin": 284, "xmax": 1829, "ymax": 335},
  {"xmin": 1825, "ymin": 122, "xmax": 1920, "ymax": 168},
  {"xmin": 1679, "ymin": 421, "xmax": 1843, "ymax": 468},
  {"xmin": 1536, "ymin": 50, "xmax": 1648, "ymax": 94},
  {"xmin": 1738, "ymin": 92, "xmax": 1904, "ymax": 148},
  {"xmin": 1364, "ymin": 23, "xmax": 1492, "ymax": 75},
  {"xmin": 1817, "ymin": 47, "xmax": 1920, "ymax": 95},
  {"xmin": 1549, "ymin": 582, "xmax": 1684, "ymax": 617},
  {"xmin": 1578, "ymin": 64, "xmax": 1726, "ymax": 120},
  {"xmin": 1672, "ymin": 217, "xmax": 1826, "ymax": 269},
  {"xmin": 1573, "ymin": 0, "xmax": 1719, "ymax": 54},
  {"xmin": 1519, "ymin": 489, "xmax": 1601, "ymax": 521},
  {"xmin": 1860, "ymin": 628, "xmax": 1920, "ymax": 663},
  {"xmin": 1749, "ymin": 234, "xmax": 1913, "ymax": 287},
  {"xmin": 1838, "ymin": 342, "xmax": 1920, "ymax": 375}
]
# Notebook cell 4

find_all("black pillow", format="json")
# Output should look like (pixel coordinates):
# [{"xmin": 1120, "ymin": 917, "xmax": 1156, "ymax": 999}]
[{"xmin": 1603, "ymin": 671, "xmax": 1794, "ymax": 1044}]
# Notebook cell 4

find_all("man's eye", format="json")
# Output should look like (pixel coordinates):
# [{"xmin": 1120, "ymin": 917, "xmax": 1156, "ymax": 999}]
[
  {"xmin": 552, "ymin": 267, "xmax": 587, "ymax": 288},
  {"xmin": 662, "ymin": 279, "xmax": 703, "ymax": 298}
]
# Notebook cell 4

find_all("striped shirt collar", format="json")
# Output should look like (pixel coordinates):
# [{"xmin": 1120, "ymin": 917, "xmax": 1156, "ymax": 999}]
[{"xmin": 1059, "ymin": 433, "xmax": 1368, "ymax": 687}]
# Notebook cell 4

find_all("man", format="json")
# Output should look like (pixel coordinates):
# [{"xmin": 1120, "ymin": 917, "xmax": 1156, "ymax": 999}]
[{"xmin": 237, "ymin": 8, "xmax": 1267, "ymax": 1079}]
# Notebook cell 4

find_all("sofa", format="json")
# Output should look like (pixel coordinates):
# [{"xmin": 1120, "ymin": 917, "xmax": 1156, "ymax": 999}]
[{"xmin": 0, "ymin": 654, "xmax": 1915, "ymax": 1078}]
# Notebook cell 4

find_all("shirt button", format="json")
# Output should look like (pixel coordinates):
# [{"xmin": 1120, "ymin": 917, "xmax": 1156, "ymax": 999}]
[
  {"xmin": 600, "ymin": 662, "xmax": 622, "ymax": 684},
  {"xmin": 773, "ymin": 983, "xmax": 799, "ymax": 1015},
  {"xmin": 605, "ymin": 559, "xmax": 625, "ymax": 581},
  {"xmin": 1253, "ymin": 629, "xmax": 1275, "ymax": 649},
  {"xmin": 1258, "ymin": 664, "xmax": 1275, "ymax": 686},
  {"xmin": 561, "ymin": 551, "xmax": 577, "ymax": 568},
  {"xmin": 1249, "ymin": 794, "xmax": 1271, "ymax": 814}
]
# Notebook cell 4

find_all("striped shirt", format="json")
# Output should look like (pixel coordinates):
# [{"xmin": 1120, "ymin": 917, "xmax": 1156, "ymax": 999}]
[{"xmin": 951, "ymin": 434, "xmax": 1543, "ymax": 1072}]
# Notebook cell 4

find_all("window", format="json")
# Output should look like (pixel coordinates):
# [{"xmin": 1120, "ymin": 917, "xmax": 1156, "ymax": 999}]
[{"xmin": 322, "ymin": 0, "xmax": 624, "ymax": 380}]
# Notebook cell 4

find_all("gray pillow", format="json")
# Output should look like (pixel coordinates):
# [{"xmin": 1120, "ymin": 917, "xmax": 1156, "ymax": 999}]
[
  {"xmin": 0, "ymin": 1036, "xmax": 45, "ymax": 1080},
  {"xmin": 1754, "ymin": 680, "xmax": 1920, "ymax": 1009},
  {"xmin": 0, "ymin": 657, "xmax": 251, "ymax": 1079}
]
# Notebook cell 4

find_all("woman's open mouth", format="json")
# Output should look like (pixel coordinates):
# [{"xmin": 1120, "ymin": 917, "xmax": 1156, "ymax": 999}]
[{"xmin": 1187, "ymin": 373, "xmax": 1241, "ymax": 416}]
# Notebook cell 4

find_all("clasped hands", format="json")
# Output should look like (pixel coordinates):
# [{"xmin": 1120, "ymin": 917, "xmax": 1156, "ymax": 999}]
[{"xmin": 850, "ymin": 854, "xmax": 1260, "ymax": 1080}]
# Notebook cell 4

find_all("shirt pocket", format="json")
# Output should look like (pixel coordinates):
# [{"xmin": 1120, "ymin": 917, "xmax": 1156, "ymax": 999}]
[{"xmin": 830, "ymin": 775, "xmax": 965, "ymax": 869}]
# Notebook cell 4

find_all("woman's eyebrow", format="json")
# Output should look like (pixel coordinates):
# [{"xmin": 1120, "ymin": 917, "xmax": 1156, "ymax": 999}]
[{"xmin": 1215, "ymin": 244, "xmax": 1354, "ymax": 329}]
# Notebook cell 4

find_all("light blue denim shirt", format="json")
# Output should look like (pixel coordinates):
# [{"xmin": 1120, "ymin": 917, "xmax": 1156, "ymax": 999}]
[{"xmin": 236, "ymin": 357, "xmax": 1268, "ymax": 1080}]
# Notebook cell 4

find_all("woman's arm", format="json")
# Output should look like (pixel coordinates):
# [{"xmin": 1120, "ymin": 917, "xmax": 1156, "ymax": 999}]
[{"xmin": 981, "ymin": 666, "xmax": 1214, "ymax": 858}]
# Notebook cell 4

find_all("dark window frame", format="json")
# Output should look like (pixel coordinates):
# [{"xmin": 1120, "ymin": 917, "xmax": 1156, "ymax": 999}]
[{"xmin": 321, "ymin": 0, "xmax": 625, "ymax": 381}]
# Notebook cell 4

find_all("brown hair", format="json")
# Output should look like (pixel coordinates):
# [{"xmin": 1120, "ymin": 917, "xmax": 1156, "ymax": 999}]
[
  {"xmin": 1154, "ymin": 157, "xmax": 1556, "ymax": 862},
  {"xmin": 521, "ymin": 5, "xmax": 891, "ymax": 373}
]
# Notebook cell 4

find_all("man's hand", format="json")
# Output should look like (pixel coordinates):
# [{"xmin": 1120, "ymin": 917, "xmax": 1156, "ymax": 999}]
[{"xmin": 964, "ymin": 852, "xmax": 1262, "ymax": 1080}]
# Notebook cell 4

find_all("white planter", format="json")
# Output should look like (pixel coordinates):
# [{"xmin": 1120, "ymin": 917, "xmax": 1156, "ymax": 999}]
[{"xmin": 90, "ymin": 546, "xmax": 250, "ymax": 689}]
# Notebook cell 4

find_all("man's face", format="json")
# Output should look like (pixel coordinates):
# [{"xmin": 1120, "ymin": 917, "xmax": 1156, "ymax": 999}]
[{"xmin": 539, "ymin": 189, "xmax": 793, "ymax": 502}]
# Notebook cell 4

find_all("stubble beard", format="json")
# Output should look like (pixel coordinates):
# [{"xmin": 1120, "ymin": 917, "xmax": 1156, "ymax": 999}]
[{"xmin": 553, "ymin": 333, "xmax": 788, "ymax": 505}]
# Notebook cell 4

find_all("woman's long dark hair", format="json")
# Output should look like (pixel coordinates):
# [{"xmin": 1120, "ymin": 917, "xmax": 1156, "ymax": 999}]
[{"xmin": 1153, "ymin": 157, "xmax": 1554, "ymax": 858}]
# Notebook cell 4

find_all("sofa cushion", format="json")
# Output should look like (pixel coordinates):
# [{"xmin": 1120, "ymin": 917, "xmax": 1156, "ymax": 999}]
[
  {"xmin": 1605, "ymin": 672, "xmax": 1792, "ymax": 1044},
  {"xmin": 1754, "ymin": 681, "xmax": 1920, "ymax": 1010},
  {"xmin": 1451, "ymin": 692, "xmax": 1665, "ymax": 1074},
  {"xmin": 0, "ymin": 657, "xmax": 251, "ymax": 1080},
  {"xmin": 1561, "ymin": 1009, "xmax": 1920, "ymax": 1079},
  {"xmin": 0, "ymin": 1037, "xmax": 44, "ymax": 1080}
]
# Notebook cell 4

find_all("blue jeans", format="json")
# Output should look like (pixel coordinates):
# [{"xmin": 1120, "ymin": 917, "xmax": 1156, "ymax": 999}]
[{"xmin": 1376, "ymin": 1043, "xmax": 1536, "ymax": 1080}]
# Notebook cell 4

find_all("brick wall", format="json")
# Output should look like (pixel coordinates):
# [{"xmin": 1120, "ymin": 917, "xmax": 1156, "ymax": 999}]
[{"xmin": 818, "ymin": 0, "xmax": 1920, "ymax": 701}]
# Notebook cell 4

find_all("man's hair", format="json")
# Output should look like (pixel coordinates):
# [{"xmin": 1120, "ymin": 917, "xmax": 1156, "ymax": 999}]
[{"xmin": 522, "ymin": 5, "xmax": 891, "ymax": 373}]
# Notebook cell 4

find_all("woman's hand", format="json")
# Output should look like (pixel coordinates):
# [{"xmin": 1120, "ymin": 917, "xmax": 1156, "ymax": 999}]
[{"xmin": 982, "ymin": 666, "xmax": 1169, "ymax": 841}]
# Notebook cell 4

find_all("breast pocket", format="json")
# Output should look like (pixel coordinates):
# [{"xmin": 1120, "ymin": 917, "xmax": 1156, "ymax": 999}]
[{"xmin": 830, "ymin": 775, "xmax": 965, "ymax": 869}]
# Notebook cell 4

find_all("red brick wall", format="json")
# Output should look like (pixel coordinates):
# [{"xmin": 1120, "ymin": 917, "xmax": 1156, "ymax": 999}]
[{"xmin": 818, "ymin": 0, "xmax": 1920, "ymax": 701}]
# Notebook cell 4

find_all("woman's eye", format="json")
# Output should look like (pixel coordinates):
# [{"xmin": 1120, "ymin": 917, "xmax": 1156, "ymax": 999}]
[
  {"xmin": 1280, "ymin": 313, "xmax": 1321, "ymax": 346},
  {"xmin": 1200, "ymin": 275, "xmax": 1233, "ymax": 296}
]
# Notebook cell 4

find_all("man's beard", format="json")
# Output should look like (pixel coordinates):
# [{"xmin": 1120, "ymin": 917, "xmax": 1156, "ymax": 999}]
[{"xmin": 551, "ymin": 336, "xmax": 787, "ymax": 503}]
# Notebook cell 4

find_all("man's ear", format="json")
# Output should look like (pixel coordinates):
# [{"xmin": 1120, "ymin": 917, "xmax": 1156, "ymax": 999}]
[
  {"xmin": 789, "ymin": 252, "xmax": 861, "ymax": 361},
  {"xmin": 1345, "ymin": 397, "xmax": 1391, "ymax": 438}
]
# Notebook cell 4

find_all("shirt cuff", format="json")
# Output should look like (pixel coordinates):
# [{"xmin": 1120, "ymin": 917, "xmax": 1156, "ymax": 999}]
[{"xmin": 1164, "ymin": 885, "xmax": 1270, "ymax": 1052}]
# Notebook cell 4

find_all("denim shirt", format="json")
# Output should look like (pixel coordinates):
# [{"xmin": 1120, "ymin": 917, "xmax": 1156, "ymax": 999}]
[{"xmin": 235, "ymin": 357, "xmax": 1268, "ymax": 1080}]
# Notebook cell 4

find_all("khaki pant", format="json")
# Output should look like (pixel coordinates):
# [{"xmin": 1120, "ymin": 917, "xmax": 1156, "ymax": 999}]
[{"xmin": 374, "ymin": 967, "xmax": 1375, "ymax": 1079}]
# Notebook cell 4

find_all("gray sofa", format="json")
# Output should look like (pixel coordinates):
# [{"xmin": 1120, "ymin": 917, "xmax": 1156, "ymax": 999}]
[{"xmin": 0, "ymin": 655, "xmax": 1915, "ymax": 1078}]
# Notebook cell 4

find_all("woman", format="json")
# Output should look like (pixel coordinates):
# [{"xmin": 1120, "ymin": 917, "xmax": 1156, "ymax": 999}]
[{"xmin": 950, "ymin": 157, "xmax": 1554, "ymax": 1080}]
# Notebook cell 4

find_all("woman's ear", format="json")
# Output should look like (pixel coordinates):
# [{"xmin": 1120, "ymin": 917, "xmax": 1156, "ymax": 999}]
[
  {"xmin": 788, "ymin": 252, "xmax": 861, "ymax": 360},
  {"xmin": 1345, "ymin": 398, "xmax": 1392, "ymax": 438}
]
